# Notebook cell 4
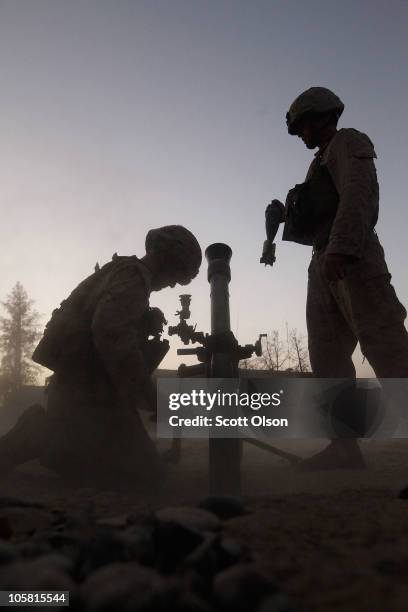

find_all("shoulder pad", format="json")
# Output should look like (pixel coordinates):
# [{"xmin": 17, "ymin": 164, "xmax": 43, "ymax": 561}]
[{"xmin": 335, "ymin": 128, "xmax": 377, "ymax": 158}]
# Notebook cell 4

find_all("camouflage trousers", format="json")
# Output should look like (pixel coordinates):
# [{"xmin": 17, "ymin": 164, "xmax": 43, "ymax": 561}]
[
  {"xmin": 307, "ymin": 253, "xmax": 408, "ymax": 378},
  {"xmin": 0, "ymin": 367, "xmax": 164, "ymax": 487},
  {"xmin": 40, "ymin": 371, "xmax": 164, "ymax": 485}
]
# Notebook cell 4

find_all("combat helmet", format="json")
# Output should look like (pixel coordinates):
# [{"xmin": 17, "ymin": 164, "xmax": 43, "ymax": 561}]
[
  {"xmin": 145, "ymin": 225, "xmax": 202, "ymax": 284},
  {"xmin": 286, "ymin": 87, "xmax": 344, "ymax": 135}
]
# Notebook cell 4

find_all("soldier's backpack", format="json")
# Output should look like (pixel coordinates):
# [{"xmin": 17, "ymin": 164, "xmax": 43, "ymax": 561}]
[{"xmin": 32, "ymin": 255, "xmax": 142, "ymax": 372}]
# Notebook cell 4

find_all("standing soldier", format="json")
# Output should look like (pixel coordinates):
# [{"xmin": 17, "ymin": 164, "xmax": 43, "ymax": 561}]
[
  {"xmin": 272, "ymin": 87, "xmax": 408, "ymax": 469},
  {"xmin": 0, "ymin": 225, "xmax": 202, "ymax": 487}
]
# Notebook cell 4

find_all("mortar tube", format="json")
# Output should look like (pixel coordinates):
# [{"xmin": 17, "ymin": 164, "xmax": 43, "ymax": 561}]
[{"xmin": 205, "ymin": 243, "xmax": 242, "ymax": 496}]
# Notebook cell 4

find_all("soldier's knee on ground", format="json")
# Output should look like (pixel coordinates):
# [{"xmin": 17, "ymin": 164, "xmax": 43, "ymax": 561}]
[{"xmin": 0, "ymin": 403, "xmax": 48, "ymax": 475}]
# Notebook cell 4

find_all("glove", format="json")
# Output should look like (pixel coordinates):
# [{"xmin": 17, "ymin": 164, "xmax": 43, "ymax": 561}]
[{"xmin": 144, "ymin": 338, "xmax": 170, "ymax": 372}]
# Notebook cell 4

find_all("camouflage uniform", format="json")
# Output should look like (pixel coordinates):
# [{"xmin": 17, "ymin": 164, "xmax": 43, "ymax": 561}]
[
  {"xmin": 1, "ymin": 256, "xmax": 165, "ymax": 485},
  {"xmin": 0, "ymin": 224, "xmax": 202, "ymax": 483},
  {"xmin": 49, "ymin": 256, "xmax": 169, "ymax": 483},
  {"xmin": 304, "ymin": 128, "xmax": 408, "ymax": 377}
]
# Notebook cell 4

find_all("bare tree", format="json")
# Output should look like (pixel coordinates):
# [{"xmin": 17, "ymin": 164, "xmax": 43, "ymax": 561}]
[
  {"xmin": 244, "ymin": 330, "xmax": 289, "ymax": 371},
  {"xmin": 240, "ymin": 328, "xmax": 310, "ymax": 373},
  {"xmin": 0, "ymin": 282, "xmax": 42, "ymax": 395},
  {"xmin": 289, "ymin": 328, "xmax": 310, "ymax": 372},
  {"xmin": 239, "ymin": 358, "xmax": 258, "ymax": 370}
]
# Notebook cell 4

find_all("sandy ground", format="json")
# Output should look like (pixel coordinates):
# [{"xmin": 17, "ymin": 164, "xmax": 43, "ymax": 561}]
[{"xmin": 2, "ymin": 436, "xmax": 408, "ymax": 612}]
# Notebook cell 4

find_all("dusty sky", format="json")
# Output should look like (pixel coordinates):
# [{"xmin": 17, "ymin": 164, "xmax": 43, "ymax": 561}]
[{"xmin": 1, "ymin": 0, "xmax": 407, "ymax": 376}]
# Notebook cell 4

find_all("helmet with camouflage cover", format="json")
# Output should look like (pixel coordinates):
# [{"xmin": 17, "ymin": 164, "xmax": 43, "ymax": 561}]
[
  {"xmin": 286, "ymin": 87, "xmax": 344, "ymax": 135},
  {"xmin": 145, "ymin": 225, "xmax": 202, "ymax": 284}
]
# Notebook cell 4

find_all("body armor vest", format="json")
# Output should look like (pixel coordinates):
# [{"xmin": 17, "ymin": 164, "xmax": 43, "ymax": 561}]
[{"xmin": 282, "ymin": 161, "xmax": 339, "ymax": 250}]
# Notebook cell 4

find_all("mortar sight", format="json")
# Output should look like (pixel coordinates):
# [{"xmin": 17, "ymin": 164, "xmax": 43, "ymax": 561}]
[{"xmin": 175, "ymin": 294, "xmax": 191, "ymax": 319}]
